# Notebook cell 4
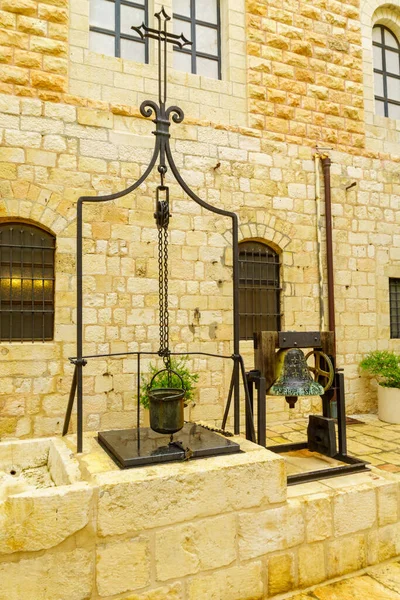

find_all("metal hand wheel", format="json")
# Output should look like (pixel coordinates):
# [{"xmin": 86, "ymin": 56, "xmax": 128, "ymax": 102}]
[{"xmin": 304, "ymin": 350, "xmax": 334, "ymax": 391}]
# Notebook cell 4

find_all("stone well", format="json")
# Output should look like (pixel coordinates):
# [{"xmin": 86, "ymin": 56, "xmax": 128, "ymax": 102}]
[{"xmin": 1, "ymin": 434, "xmax": 400, "ymax": 600}]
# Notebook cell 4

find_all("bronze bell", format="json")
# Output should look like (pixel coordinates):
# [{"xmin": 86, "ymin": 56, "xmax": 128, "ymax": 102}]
[{"xmin": 268, "ymin": 348, "xmax": 325, "ymax": 408}]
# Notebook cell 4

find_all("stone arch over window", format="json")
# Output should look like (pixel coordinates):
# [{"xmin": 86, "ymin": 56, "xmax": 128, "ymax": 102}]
[
  {"xmin": 361, "ymin": 1, "xmax": 400, "ymax": 121},
  {"xmin": 0, "ymin": 221, "xmax": 56, "ymax": 342}
]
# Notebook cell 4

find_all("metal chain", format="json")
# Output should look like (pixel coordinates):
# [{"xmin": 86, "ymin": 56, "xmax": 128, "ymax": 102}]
[{"xmin": 157, "ymin": 198, "xmax": 170, "ymax": 368}]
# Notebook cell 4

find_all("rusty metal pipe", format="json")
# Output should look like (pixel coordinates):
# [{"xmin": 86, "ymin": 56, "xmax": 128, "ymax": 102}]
[{"xmin": 321, "ymin": 156, "xmax": 336, "ymax": 362}]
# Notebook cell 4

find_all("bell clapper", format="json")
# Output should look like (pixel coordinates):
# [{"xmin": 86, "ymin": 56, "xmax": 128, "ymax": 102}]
[{"xmin": 285, "ymin": 395, "xmax": 298, "ymax": 409}]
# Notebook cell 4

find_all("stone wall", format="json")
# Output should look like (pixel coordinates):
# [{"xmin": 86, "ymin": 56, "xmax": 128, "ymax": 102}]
[
  {"xmin": 1, "ymin": 434, "xmax": 400, "ymax": 599},
  {"xmin": 0, "ymin": 0, "xmax": 399, "ymax": 437}
]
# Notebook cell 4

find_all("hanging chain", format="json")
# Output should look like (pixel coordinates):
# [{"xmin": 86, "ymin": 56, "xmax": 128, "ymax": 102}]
[{"xmin": 155, "ymin": 186, "xmax": 170, "ymax": 368}]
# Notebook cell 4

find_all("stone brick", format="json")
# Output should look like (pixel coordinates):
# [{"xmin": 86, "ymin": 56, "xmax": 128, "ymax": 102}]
[
  {"xmin": 0, "ymin": 485, "xmax": 92, "ymax": 554},
  {"xmin": 31, "ymin": 70, "xmax": 67, "ymax": 92},
  {"xmin": 333, "ymin": 487, "xmax": 377, "ymax": 536},
  {"xmin": 187, "ymin": 563, "xmax": 263, "ymax": 600},
  {"xmin": 0, "ymin": 147, "xmax": 24, "ymax": 163},
  {"xmin": 0, "ymin": 0, "xmax": 37, "ymax": 16},
  {"xmin": 0, "ymin": 549, "xmax": 93, "ymax": 600},
  {"xmin": 155, "ymin": 515, "xmax": 236, "ymax": 581},
  {"xmin": 96, "ymin": 450, "xmax": 285, "ymax": 536},
  {"xmin": 327, "ymin": 534, "xmax": 367, "ymax": 578},
  {"xmin": 298, "ymin": 542, "xmax": 326, "ymax": 588},
  {"xmin": 96, "ymin": 537, "xmax": 150, "ymax": 597},
  {"xmin": 238, "ymin": 501, "xmax": 304, "ymax": 559},
  {"xmin": 267, "ymin": 552, "xmax": 295, "ymax": 596},
  {"xmin": 38, "ymin": 4, "xmax": 68, "ymax": 23},
  {"xmin": 0, "ymin": 65, "xmax": 29, "ymax": 85},
  {"xmin": 305, "ymin": 493, "xmax": 333, "ymax": 542}
]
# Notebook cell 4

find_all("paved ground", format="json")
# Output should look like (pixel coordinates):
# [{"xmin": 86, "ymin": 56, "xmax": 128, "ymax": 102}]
[
  {"xmin": 266, "ymin": 413, "xmax": 400, "ymax": 475},
  {"xmin": 289, "ymin": 560, "xmax": 400, "ymax": 599}
]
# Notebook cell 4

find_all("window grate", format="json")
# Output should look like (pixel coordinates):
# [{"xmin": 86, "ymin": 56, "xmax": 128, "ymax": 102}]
[
  {"xmin": 373, "ymin": 25, "xmax": 400, "ymax": 119},
  {"xmin": 89, "ymin": 0, "xmax": 149, "ymax": 63},
  {"xmin": 239, "ymin": 241, "xmax": 281, "ymax": 341},
  {"xmin": 390, "ymin": 278, "xmax": 400, "ymax": 338},
  {"xmin": 173, "ymin": 0, "xmax": 221, "ymax": 80},
  {"xmin": 0, "ymin": 223, "xmax": 55, "ymax": 342}
]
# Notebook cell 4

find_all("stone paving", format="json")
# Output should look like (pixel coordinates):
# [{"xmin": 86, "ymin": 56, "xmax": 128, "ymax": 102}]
[
  {"xmin": 266, "ymin": 413, "xmax": 400, "ymax": 475},
  {"xmin": 289, "ymin": 560, "xmax": 400, "ymax": 599}
]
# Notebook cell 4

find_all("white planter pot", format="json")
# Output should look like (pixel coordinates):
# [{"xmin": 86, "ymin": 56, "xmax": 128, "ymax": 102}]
[{"xmin": 378, "ymin": 385, "xmax": 400, "ymax": 424}]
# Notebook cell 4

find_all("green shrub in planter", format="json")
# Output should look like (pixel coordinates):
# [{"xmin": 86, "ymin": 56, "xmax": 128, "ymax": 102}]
[
  {"xmin": 359, "ymin": 350, "xmax": 400, "ymax": 389},
  {"xmin": 140, "ymin": 356, "xmax": 199, "ymax": 410}
]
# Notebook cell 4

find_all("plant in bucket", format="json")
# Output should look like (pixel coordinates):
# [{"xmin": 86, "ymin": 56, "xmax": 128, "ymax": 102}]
[
  {"xmin": 141, "ymin": 356, "xmax": 199, "ymax": 434},
  {"xmin": 360, "ymin": 350, "xmax": 400, "ymax": 424}
]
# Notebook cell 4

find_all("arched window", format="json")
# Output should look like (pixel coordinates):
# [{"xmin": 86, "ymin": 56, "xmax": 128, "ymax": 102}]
[
  {"xmin": 373, "ymin": 25, "xmax": 400, "ymax": 119},
  {"xmin": 238, "ymin": 241, "xmax": 281, "ymax": 341},
  {"xmin": 173, "ymin": 0, "xmax": 221, "ymax": 79},
  {"xmin": 0, "ymin": 222, "xmax": 55, "ymax": 342}
]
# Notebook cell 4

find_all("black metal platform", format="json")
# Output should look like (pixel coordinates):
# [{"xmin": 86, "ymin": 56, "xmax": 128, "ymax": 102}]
[{"xmin": 98, "ymin": 422, "xmax": 241, "ymax": 469}]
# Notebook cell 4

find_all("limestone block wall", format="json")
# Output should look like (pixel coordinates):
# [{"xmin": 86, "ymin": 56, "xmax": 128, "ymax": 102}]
[
  {"xmin": 1, "ymin": 95, "xmax": 400, "ymax": 436},
  {"xmin": 1, "ymin": 435, "xmax": 400, "ymax": 599}
]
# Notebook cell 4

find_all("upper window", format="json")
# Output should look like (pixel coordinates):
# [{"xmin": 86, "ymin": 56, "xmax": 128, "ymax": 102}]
[
  {"xmin": 373, "ymin": 25, "xmax": 400, "ymax": 119},
  {"xmin": 89, "ymin": 0, "xmax": 149, "ymax": 63},
  {"xmin": 173, "ymin": 0, "xmax": 221, "ymax": 80},
  {"xmin": 0, "ymin": 223, "xmax": 55, "ymax": 342},
  {"xmin": 238, "ymin": 241, "xmax": 281, "ymax": 341}
]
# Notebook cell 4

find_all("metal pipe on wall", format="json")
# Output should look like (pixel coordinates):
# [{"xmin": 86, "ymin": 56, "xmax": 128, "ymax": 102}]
[
  {"xmin": 314, "ymin": 154, "xmax": 325, "ymax": 333},
  {"xmin": 321, "ymin": 155, "xmax": 337, "ymax": 363}
]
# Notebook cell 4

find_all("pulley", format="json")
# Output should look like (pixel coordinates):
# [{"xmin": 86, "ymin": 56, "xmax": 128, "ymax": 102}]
[{"xmin": 268, "ymin": 348, "xmax": 325, "ymax": 408}]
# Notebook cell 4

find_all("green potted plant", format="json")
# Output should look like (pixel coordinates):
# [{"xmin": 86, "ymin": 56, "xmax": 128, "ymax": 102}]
[
  {"xmin": 359, "ymin": 350, "xmax": 400, "ymax": 423},
  {"xmin": 140, "ymin": 356, "xmax": 199, "ymax": 412}
]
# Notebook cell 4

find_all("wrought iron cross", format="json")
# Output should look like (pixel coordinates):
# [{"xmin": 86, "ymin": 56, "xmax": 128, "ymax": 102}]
[{"xmin": 132, "ymin": 7, "xmax": 192, "ymax": 107}]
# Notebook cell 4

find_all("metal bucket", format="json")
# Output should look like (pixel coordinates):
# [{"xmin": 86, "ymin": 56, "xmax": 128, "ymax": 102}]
[{"xmin": 148, "ymin": 369, "xmax": 185, "ymax": 434}]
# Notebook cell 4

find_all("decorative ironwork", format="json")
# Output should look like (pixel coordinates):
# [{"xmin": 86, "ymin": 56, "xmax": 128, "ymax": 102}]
[
  {"xmin": 389, "ymin": 277, "xmax": 400, "ymax": 338},
  {"xmin": 64, "ymin": 7, "xmax": 255, "ymax": 453},
  {"xmin": 0, "ymin": 222, "xmax": 55, "ymax": 342},
  {"xmin": 239, "ymin": 241, "xmax": 281, "ymax": 340}
]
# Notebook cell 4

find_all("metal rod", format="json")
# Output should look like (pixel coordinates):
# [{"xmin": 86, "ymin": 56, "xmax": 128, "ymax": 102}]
[
  {"xmin": 245, "ymin": 373, "xmax": 254, "ymax": 441},
  {"xmin": 238, "ymin": 355, "xmax": 256, "ymax": 442},
  {"xmin": 69, "ymin": 350, "xmax": 235, "ymax": 361},
  {"xmin": 77, "ymin": 200, "xmax": 83, "ymax": 453},
  {"xmin": 321, "ymin": 156, "xmax": 336, "ymax": 360},
  {"xmin": 257, "ymin": 376, "xmax": 266, "ymax": 447},
  {"xmin": 62, "ymin": 365, "xmax": 77, "ymax": 436},
  {"xmin": 221, "ymin": 367, "xmax": 235, "ymax": 430},
  {"xmin": 137, "ymin": 352, "xmax": 141, "ymax": 453},
  {"xmin": 314, "ymin": 154, "xmax": 325, "ymax": 332},
  {"xmin": 336, "ymin": 371, "xmax": 347, "ymax": 455}
]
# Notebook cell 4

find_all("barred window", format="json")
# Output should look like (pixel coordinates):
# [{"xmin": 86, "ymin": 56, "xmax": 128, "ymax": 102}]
[
  {"xmin": 239, "ymin": 241, "xmax": 281, "ymax": 341},
  {"xmin": 0, "ymin": 223, "xmax": 55, "ymax": 342},
  {"xmin": 173, "ymin": 0, "xmax": 221, "ymax": 79},
  {"xmin": 389, "ymin": 278, "xmax": 400, "ymax": 338},
  {"xmin": 89, "ymin": 0, "xmax": 149, "ymax": 63},
  {"xmin": 373, "ymin": 25, "xmax": 400, "ymax": 119}
]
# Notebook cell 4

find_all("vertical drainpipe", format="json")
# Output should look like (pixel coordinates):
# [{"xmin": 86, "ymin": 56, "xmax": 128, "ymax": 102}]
[{"xmin": 321, "ymin": 155, "xmax": 337, "ymax": 364}]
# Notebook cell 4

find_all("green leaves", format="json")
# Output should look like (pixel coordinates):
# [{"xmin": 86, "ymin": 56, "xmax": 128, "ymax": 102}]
[
  {"xmin": 360, "ymin": 351, "xmax": 400, "ymax": 389},
  {"xmin": 140, "ymin": 356, "xmax": 199, "ymax": 409}
]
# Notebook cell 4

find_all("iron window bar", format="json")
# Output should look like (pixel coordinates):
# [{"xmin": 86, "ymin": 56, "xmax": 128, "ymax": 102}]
[
  {"xmin": 173, "ymin": 0, "xmax": 222, "ymax": 79},
  {"xmin": 373, "ymin": 24, "xmax": 400, "ymax": 118},
  {"xmin": 389, "ymin": 278, "xmax": 400, "ymax": 338},
  {"xmin": 238, "ymin": 241, "xmax": 281, "ymax": 341},
  {"xmin": 89, "ymin": 0, "xmax": 149, "ymax": 62},
  {"xmin": 0, "ymin": 223, "xmax": 55, "ymax": 343}
]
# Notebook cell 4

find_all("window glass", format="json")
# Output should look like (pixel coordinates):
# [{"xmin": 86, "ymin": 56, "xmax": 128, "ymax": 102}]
[
  {"xmin": 373, "ymin": 25, "xmax": 400, "ymax": 118},
  {"xmin": 173, "ymin": 0, "xmax": 221, "ymax": 80},
  {"xmin": 390, "ymin": 278, "xmax": 400, "ymax": 338},
  {"xmin": 89, "ymin": 0, "xmax": 148, "ymax": 62},
  {"xmin": 173, "ymin": 51, "xmax": 192, "ymax": 72}
]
